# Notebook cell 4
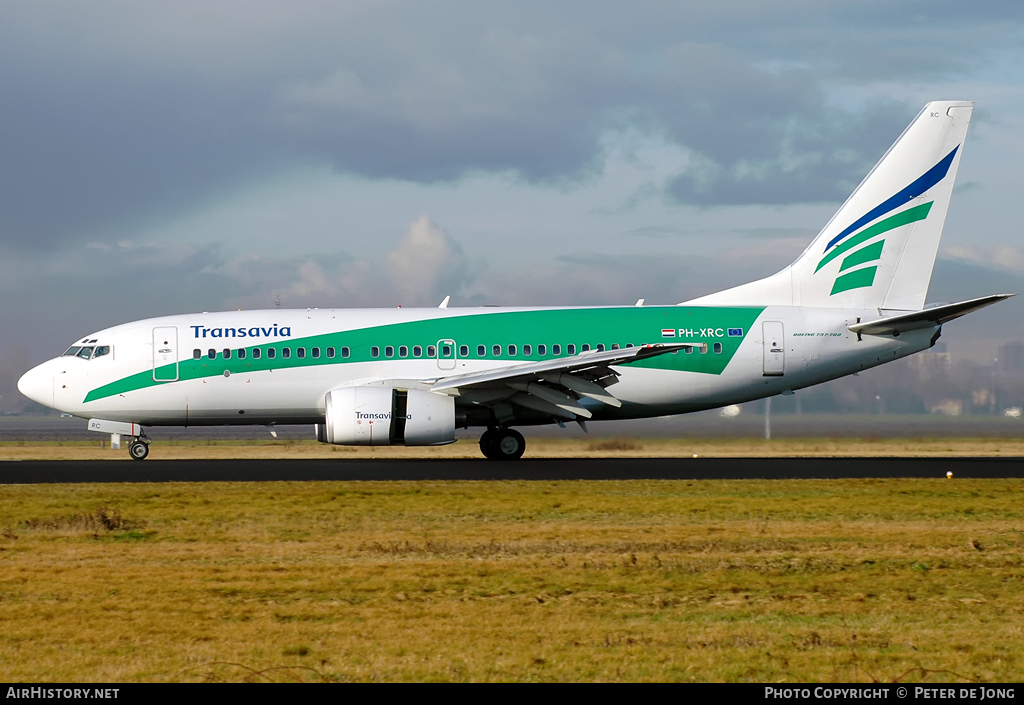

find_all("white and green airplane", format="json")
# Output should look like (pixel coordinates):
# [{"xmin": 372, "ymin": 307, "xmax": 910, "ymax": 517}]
[{"xmin": 17, "ymin": 100, "xmax": 1011, "ymax": 460}]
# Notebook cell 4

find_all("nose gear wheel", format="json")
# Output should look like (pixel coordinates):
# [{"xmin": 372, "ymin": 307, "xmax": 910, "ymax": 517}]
[{"xmin": 129, "ymin": 440, "xmax": 150, "ymax": 460}]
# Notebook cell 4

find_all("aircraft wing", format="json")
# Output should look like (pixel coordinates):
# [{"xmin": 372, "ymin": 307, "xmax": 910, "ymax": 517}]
[
  {"xmin": 848, "ymin": 294, "xmax": 1013, "ymax": 336},
  {"xmin": 425, "ymin": 343, "xmax": 699, "ymax": 420},
  {"xmin": 428, "ymin": 343, "xmax": 697, "ymax": 391}
]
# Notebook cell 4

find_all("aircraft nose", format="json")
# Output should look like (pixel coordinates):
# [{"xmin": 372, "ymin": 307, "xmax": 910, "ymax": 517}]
[{"xmin": 17, "ymin": 360, "xmax": 54, "ymax": 409}]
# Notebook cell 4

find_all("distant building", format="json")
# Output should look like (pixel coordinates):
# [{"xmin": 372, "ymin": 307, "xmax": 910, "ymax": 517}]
[
  {"xmin": 908, "ymin": 351, "xmax": 951, "ymax": 379},
  {"xmin": 998, "ymin": 342, "xmax": 1024, "ymax": 375}
]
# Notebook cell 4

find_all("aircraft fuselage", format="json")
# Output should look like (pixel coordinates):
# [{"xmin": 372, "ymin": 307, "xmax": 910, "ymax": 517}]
[{"xmin": 19, "ymin": 304, "xmax": 931, "ymax": 427}]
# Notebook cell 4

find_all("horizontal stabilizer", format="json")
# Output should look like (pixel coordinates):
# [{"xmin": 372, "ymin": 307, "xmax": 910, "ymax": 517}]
[{"xmin": 848, "ymin": 294, "xmax": 1013, "ymax": 336}]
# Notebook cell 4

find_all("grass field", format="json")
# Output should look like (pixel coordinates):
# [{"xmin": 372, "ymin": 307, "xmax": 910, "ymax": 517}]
[
  {"xmin": 2, "ymin": 475, "xmax": 1023, "ymax": 682},
  {"xmin": 4, "ymin": 436, "xmax": 1024, "ymax": 460}
]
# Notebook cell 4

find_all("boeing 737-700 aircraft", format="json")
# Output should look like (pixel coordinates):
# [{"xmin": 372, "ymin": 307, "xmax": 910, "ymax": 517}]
[{"xmin": 18, "ymin": 100, "xmax": 1011, "ymax": 460}]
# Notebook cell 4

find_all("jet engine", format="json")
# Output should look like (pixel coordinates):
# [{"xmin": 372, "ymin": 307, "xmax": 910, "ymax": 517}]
[{"xmin": 316, "ymin": 387, "xmax": 456, "ymax": 446}]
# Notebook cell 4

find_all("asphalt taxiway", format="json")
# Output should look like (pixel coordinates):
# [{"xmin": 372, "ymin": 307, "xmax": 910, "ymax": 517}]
[{"xmin": 1, "ymin": 457, "xmax": 1022, "ymax": 483}]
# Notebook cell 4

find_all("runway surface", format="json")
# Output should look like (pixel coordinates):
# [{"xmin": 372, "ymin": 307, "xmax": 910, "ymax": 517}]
[{"xmin": 1, "ymin": 457, "xmax": 1023, "ymax": 483}]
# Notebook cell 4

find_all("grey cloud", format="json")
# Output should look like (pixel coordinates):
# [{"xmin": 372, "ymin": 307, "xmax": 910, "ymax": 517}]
[
  {"xmin": 667, "ymin": 100, "xmax": 912, "ymax": 205},
  {"xmin": 1, "ymin": 1, "xmax": 1020, "ymax": 252}
]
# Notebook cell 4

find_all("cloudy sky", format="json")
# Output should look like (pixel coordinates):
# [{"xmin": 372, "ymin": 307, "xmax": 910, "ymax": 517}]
[{"xmin": 2, "ymin": 1, "xmax": 1024, "ymax": 404}]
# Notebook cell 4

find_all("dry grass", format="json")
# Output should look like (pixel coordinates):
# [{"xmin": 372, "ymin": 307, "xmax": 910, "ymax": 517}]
[
  {"xmin": 3, "ymin": 436, "xmax": 1024, "ymax": 460},
  {"xmin": 1, "ymin": 478, "xmax": 1023, "ymax": 682}
]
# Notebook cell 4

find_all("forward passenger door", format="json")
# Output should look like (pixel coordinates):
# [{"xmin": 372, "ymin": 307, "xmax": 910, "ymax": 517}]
[{"xmin": 153, "ymin": 327, "xmax": 179, "ymax": 382}]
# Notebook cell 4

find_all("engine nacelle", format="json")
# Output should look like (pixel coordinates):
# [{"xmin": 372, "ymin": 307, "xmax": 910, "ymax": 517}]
[{"xmin": 316, "ymin": 387, "xmax": 456, "ymax": 446}]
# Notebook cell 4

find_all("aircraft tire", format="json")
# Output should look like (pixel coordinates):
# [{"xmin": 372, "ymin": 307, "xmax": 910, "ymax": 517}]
[
  {"xmin": 129, "ymin": 441, "xmax": 150, "ymax": 461},
  {"xmin": 479, "ymin": 429, "xmax": 500, "ymax": 459},
  {"xmin": 491, "ymin": 429, "xmax": 526, "ymax": 461}
]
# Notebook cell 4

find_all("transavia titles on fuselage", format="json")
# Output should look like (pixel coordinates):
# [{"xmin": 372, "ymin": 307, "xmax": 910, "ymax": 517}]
[{"xmin": 17, "ymin": 101, "xmax": 1012, "ymax": 460}]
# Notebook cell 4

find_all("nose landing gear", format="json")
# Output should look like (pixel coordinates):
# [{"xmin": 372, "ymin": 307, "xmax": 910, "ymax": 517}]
[
  {"xmin": 127, "ymin": 430, "xmax": 151, "ymax": 461},
  {"xmin": 479, "ymin": 427, "xmax": 526, "ymax": 460},
  {"xmin": 128, "ymin": 440, "xmax": 150, "ymax": 460}
]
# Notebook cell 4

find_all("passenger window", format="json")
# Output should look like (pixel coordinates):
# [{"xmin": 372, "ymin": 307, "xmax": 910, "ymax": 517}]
[
  {"xmin": 208, "ymin": 349, "xmax": 216, "ymax": 360},
  {"xmin": 385, "ymin": 346, "xmax": 394, "ymax": 358},
  {"xmin": 553, "ymin": 344, "xmax": 562, "ymax": 355},
  {"xmin": 252, "ymin": 348, "xmax": 262, "ymax": 359},
  {"xmin": 538, "ymin": 344, "xmax": 547, "ymax": 355},
  {"xmin": 492, "ymin": 345, "xmax": 501, "ymax": 356},
  {"xmin": 297, "ymin": 348, "xmax": 305, "ymax": 359},
  {"xmin": 238, "ymin": 348, "xmax": 246, "ymax": 359},
  {"xmin": 508, "ymin": 344, "xmax": 517, "ymax": 356},
  {"xmin": 413, "ymin": 345, "xmax": 422, "ymax": 357},
  {"xmin": 581, "ymin": 344, "xmax": 590, "ymax": 352},
  {"xmin": 371, "ymin": 346, "xmax": 380, "ymax": 358},
  {"xmin": 567, "ymin": 344, "xmax": 576, "ymax": 355},
  {"xmin": 267, "ymin": 348, "xmax": 276, "ymax": 359},
  {"xmin": 596, "ymin": 344, "xmax": 605, "ymax": 352},
  {"xmin": 523, "ymin": 344, "xmax": 532, "ymax": 356},
  {"xmin": 398, "ymin": 345, "xmax": 407, "ymax": 358},
  {"xmin": 625, "ymin": 343, "xmax": 633, "ymax": 348},
  {"xmin": 699, "ymin": 345, "xmax": 707, "ymax": 355},
  {"xmin": 427, "ymin": 345, "xmax": 436, "ymax": 357},
  {"xmin": 685, "ymin": 346, "xmax": 693, "ymax": 354},
  {"xmin": 326, "ymin": 347, "xmax": 335, "ymax": 358},
  {"xmin": 93, "ymin": 346, "xmax": 110, "ymax": 358},
  {"xmin": 611, "ymin": 343, "xmax": 620, "ymax": 350},
  {"xmin": 312, "ymin": 347, "xmax": 320, "ymax": 358},
  {"xmin": 341, "ymin": 347, "xmax": 349, "ymax": 358},
  {"xmin": 223, "ymin": 348, "xmax": 231, "ymax": 359},
  {"xmin": 459, "ymin": 345, "xmax": 468, "ymax": 357},
  {"xmin": 477, "ymin": 345, "xmax": 486, "ymax": 356},
  {"xmin": 714, "ymin": 342, "xmax": 723, "ymax": 354},
  {"xmin": 442, "ymin": 344, "xmax": 452, "ymax": 357},
  {"xmin": 193, "ymin": 349, "xmax": 201, "ymax": 360},
  {"xmin": 282, "ymin": 348, "xmax": 291, "ymax": 359}
]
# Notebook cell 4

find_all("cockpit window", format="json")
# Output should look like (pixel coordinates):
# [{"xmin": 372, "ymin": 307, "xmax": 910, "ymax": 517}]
[
  {"xmin": 75, "ymin": 346, "xmax": 95, "ymax": 360},
  {"xmin": 63, "ymin": 346, "xmax": 82, "ymax": 357},
  {"xmin": 93, "ymin": 346, "xmax": 110, "ymax": 359}
]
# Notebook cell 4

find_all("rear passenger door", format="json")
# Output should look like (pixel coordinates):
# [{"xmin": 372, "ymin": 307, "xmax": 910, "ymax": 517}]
[{"xmin": 762, "ymin": 321, "xmax": 785, "ymax": 377}]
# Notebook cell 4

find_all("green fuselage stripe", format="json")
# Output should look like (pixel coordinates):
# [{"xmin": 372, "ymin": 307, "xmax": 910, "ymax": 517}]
[{"xmin": 83, "ymin": 306, "xmax": 765, "ymax": 403}]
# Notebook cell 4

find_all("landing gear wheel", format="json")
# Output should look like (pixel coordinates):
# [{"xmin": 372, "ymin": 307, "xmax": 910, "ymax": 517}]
[
  {"xmin": 493, "ymin": 429, "xmax": 526, "ymax": 461},
  {"xmin": 479, "ymin": 429, "xmax": 500, "ymax": 459},
  {"xmin": 129, "ymin": 440, "xmax": 150, "ymax": 461}
]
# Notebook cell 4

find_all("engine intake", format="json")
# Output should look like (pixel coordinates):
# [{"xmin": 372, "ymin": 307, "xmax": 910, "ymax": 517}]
[{"xmin": 316, "ymin": 387, "xmax": 455, "ymax": 446}]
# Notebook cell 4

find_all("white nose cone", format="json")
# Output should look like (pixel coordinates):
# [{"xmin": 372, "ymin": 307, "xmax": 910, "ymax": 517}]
[{"xmin": 17, "ymin": 360, "xmax": 54, "ymax": 409}]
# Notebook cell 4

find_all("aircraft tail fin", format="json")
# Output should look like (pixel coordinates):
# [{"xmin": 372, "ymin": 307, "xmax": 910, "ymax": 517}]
[{"xmin": 686, "ymin": 101, "xmax": 973, "ymax": 311}]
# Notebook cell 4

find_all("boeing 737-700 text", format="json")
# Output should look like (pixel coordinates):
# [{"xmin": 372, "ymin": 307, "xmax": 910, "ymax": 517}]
[{"xmin": 18, "ymin": 101, "xmax": 1011, "ymax": 460}]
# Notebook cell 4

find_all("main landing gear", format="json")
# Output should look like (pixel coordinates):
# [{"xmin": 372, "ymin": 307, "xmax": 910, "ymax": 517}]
[{"xmin": 479, "ymin": 427, "xmax": 526, "ymax": 460}]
